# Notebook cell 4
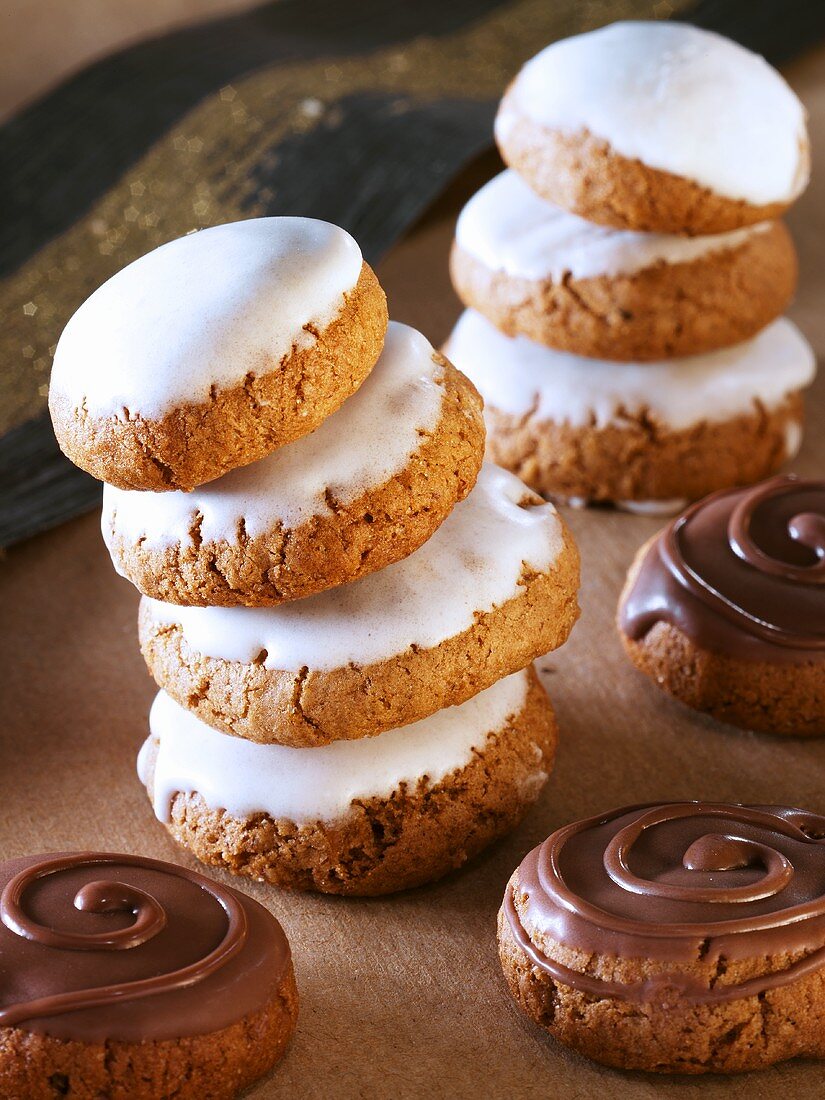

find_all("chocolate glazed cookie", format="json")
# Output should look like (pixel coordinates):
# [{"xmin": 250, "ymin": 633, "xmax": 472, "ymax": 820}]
[
  {"xmin": 0, "ymin": 853, "xmax": 297, "ymax": 1099},
  {"xmin": 618, "ymin": 476, "xmax": 825, "ymax": 735},
  {"xmin": 499, "ymin": 802, "xmax": 825, "ymax": 1073}
]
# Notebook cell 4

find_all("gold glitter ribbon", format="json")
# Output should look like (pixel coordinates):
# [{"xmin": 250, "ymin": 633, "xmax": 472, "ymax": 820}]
[{"xmin": 0, "ymin": 0, "xmax": 683, "ymax": 436}]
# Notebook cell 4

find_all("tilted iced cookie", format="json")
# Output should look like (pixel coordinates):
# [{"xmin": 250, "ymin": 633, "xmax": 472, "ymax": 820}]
[
  {"xmin": 138, "ymin": 464, "xmax": 580, "ymax": 746},
  {"xmin": 0, "ymin": 852, "xmax": 297, "ymax": 1099},
  {"xmin": 444, "ymin": 310, "xmax": 814, "ymax": 509},
  {"xmin": 495, "ymin": 22, "xmax": 809, "ymax": 234},
  {"xmin": 49, "ymin": 217, "xmax": 388, "ymax": 491},
  {"xmin": 450, "ymin": 171, "xmax": 796, "ymax": 360},
  {"xmin": 103, "ymin": 322, "xmax": 484, "ymax": 606},
  {"xmin": 618, "ymin": 476, "xmax": 825, "ymax": 735},
  {"xmin": 499, "ymin": 802, "xmax": 825, "ymax": 1073},
  {"xmin": 140, "ymin": 667, "xmax": 556, "ymax": 895}
]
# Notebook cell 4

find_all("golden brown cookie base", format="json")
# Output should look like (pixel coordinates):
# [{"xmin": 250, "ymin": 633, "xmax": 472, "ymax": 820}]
[
  {"xmin": 138, "ymin": 524, "xmax": 579, "ymax": 746},
  {"xmin": 496, "ymin": 112, "xmax": 801, "ymax": 235},
  {"xmin": 144, "ymin": 669, "xmax": 557, "ymax": 896},
  {"xmin": 105, "ymin": 357, "xmax": 484, "ymax": 606},
  {"xmin": 0, "ymin": 965, "xmax": 298, "ymax": 1100},
  {"xmin": 618, "ymin": 615, "xmax": 825, "ymax": 737},
  {"xmin": 450, "ymin": 223, "xmax": 797, "ymax": 361},
  {"xmin": 49, "ymin": 263, "xmax": 388, "ymax": 491},
  {"xmin": 484, "ymin": 394, "xmax": 803, "ymax": 506},
  {"xmin": 498, "ymin": 876, "xmax": 825, "ymax": 1073}
]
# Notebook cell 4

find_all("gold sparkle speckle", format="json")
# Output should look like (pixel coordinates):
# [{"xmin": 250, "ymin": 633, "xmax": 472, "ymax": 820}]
[{"xmin": 300, "ymin": 97, "xmax": 324, "ymax": 120}]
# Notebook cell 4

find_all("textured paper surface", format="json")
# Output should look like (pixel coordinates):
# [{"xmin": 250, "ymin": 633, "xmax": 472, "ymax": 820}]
[{"xmin": 2, "ymin": 47, "xmax": 825, "ymax": 1100}]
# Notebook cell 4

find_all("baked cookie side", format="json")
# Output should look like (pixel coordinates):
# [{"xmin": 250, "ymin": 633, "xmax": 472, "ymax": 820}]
[
  {"xmin": 50, "ymin": 218, "xmax": 389, "ymax": 490},
  {"xmin": 140, "ymin": 668, "xmax": 556, "ymax": 895},
  {"xmin": 444, "ymin": 310, "xmax": 813, "ymax": 508},
  {"xmin": 494, "ymin": 22, "xmax": 809, "ymax": 233},
  {"xmin": 496, "ymin": 114, "xmax": 799, "ymax": 236},
  {"xmin": 498, "ymin": 803, "xmax": 825, "ymax": 1072},
  {"xmin": 617, "ymin": 480, "xmax": 825, "ymax": 735},
  {"xmin": 450, "ymin": 222, "xmax": 797, "ymax": 360},
  {"xmin": 137, "ymin": 514, "xmax": 579, "ymax": 746},
  {"xmin": 486, "ymin": 396, "xmax": 803, "ymax": 507},
  {"xmin": 0, "ymin": 852, "xmax": 298, "ymax": 1097},
  {"xmin": 103, "ymin": 329, "xmax": 485, "ymax": 605}
]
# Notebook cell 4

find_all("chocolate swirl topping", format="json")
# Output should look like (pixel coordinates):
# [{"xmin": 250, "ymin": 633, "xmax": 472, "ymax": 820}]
[
  {"xmin": 619, "ymin": 476, "xmax": 825, "ymax": 663},
  {"xmin": 506, "ymin": 803, "xmax": 825, "ymax": 1004},
  {"xmin": 0, "ymin": 853, "xmax": 291, "ymax": 1042}
]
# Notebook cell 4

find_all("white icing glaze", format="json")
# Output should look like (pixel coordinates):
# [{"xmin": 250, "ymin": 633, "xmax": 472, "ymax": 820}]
[
  {"xmin": 141, "ymin": 670, "xmax": 533, "ymax": 823},
  {"xmin": 562, "ymin": 497, "xmax": 688, "ymax": 516},
  {"xmin": 616, "ymin": 499, "xmax": 689, "ymax": 518},
  {"xmin": 102, "ymin": 322, "xmax": 443, "ymax": 546},
  {"xmin": 443, "ymin": 310, "xmax": 815, "ymax": 431},
  {"xmin": 51, "ymin": 217, "xmax": 363, "ymax": 418},
  {"xmin": 784, "ymin": 420, "xmax": 803, "ymax": 461},
  {"xmin": 142, "ymin": 463, "xmax": 565, "ymax": 670},
  {"xmin": 455, "ymin": 170, "xmax": 770, "ymax": 282},
  {"xmin": 496, "ymin": 21, "xmax": 808, "ymax": 206}
]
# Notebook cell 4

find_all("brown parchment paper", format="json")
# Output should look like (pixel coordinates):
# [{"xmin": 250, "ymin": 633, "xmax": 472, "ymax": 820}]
[{"xmin": 2, "ymin": 46, "xmax": 825, "ymax": 1100}]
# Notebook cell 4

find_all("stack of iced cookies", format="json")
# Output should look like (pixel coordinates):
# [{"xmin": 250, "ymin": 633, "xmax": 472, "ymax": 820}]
[
  {"xmin": 447, "ymin": 21, "xmax": 815, "ymax": 513},
  {"xmin": 49, "ymin": 216, "xmax": 581, "ymax": 896}
]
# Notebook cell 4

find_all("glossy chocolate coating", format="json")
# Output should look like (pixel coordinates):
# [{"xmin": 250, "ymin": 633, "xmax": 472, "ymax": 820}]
[
  {"xmin": 0, "ymin": 853, "xmax": 291, "ymax": 1042},
  {"xmin": 619, "ymin": 476, "xmax": 825, "ymax": 663},
  {"xmin": 507, "ymin": 803, "xmax": 825, "ymax": 1004}
]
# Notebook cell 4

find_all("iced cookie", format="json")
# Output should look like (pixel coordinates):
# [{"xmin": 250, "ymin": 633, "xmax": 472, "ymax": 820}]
[
  {"xmin": 618, "ymin": 477, "xmax": 825, "ymax": 735},
  {"xmin": 0, "ymin": 852, "xmax": 297, "ymax": 1099},
  {"xmin": 140, "ymin": 666, "xmax": 555, "ymax": 895},
  {"xmin": 451, "ymin": 171, "xmax": 796, "ymax": 361},
  {"xmin": 49, "ymin": 217, "xmax": 388, "ymax": 491},
  {"xmin": 444, "ymin": 310, "xmax": 814, "ymax": 509},
  {"xmin": 499, "ymin": 802, "xmax": 825, "ymax": 1073},
  {"xmin": 495, "ymin": 22, "xmax": 809, "ymax": 235},
  {"xmin": 138, "ymin": 464, "xmax": 580, "ymax": 746},
  {"xmin": 103, "ymin": 322, "xmax": 484, "ymax": 606}
]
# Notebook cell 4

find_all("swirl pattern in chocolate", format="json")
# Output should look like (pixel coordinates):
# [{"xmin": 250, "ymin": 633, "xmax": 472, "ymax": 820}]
[
  {"xmin": 507, "ymin": 803, "xmax": 825, "ymax": 1004},
  {"xmin": 619, "ymin": 476, "xmax": 825, "ymax": 663},
  {"xmin": 0, "ymin": 853, "xmax": 291, "ymax": 1042}
]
